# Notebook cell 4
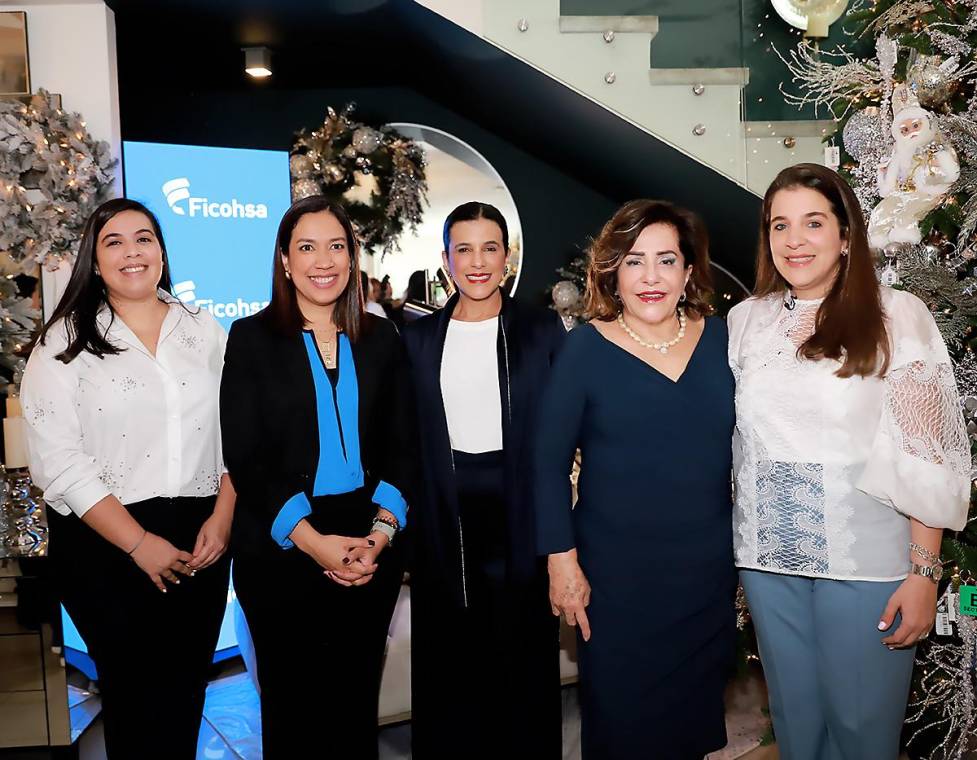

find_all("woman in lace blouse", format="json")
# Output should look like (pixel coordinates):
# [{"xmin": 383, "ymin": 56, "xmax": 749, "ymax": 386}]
[{"xmin": 728, "ymin": 163, "xmax": 969, "ymax": 760}]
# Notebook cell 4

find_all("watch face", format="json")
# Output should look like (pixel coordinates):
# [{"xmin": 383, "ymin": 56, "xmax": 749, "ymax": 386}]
[{"xmin": 932, "ymin": 564, "xmax": 944, "ymax": 581}]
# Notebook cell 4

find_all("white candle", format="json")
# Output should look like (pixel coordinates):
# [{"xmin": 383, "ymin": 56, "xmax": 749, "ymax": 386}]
[{"xmin": 4, "ymin": 416, "xmax": 28, "ymax": 469}]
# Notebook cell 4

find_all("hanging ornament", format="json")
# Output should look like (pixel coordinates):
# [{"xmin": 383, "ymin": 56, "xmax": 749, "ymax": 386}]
[
  {"xmin": 842, "ymin": 107, "xmax": 884, "ymax": 162},
  {"xmin": 291, "ymin": 177, "xmax": 321, "ymax": 201},
  {"xmin": 289, "ymin": 154, "xmax": 315, "ymax": 179},
  {"xmin": 907, "ymin": 53, "xmax": 960, "ymax": 109},
  {"xmin": 351, "ymin": 127, "xmax": 381, "ymax": 155},
  {"xmin": 552, "ymin": 280, "xmax": 581, "ymax": 311},
  {"xmin": 868, "ymin": 85, "xmax": 960, "ymax": 251}
]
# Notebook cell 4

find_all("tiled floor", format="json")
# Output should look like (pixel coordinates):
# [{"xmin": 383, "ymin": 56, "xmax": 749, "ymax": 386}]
[{"xmin": 68, "ymin": 663, "xmax": 771, "ymax": 760}]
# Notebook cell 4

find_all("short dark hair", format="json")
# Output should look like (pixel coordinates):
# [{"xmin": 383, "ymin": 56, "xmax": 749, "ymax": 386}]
[
  {"xmin": 36, "ymin": 198, "xmax": 177, "ymax": 363},
  {"xmin": 442, "ymin": 201, "xmax": 509, "ymax": 252},
  {"xmin": 263, "ymin": 196, "xmax": 364, "ymax": 341},
  {"xmin": 585, "ymin": 199, "xmax": 714, "ymax": 321}
]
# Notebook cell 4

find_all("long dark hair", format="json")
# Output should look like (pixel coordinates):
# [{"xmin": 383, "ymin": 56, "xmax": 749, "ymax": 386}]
[
  {"xmin": 36, "ymin": 198, "xmax": 176, "ymax": 364},
  {"xmin": 756, "ymin": 163, "xmax": 890, "ymax": 378},
  {"xmin": 442, "ymin": 201, "xmax": 510, "ymax": 252},
  {"xmin": 263, "ymin": 196, "xmax": 364, "ymax": 341}
]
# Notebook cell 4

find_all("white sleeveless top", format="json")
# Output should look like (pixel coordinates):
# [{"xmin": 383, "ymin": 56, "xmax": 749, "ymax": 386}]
[{"xmin": 440, "ymin": 317, "xmax": 503, "ymax": 454}]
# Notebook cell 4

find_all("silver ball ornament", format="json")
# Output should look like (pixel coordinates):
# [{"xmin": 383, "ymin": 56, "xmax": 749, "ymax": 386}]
[
  {"xmin": 289, "ymin": 154, "xmax": 315, "ymax": 179},
  {"xmin": 552, "ymin": 280, "xmax": 581, "ymax": 311},
  {"xmin": 842, "ymin": 108, "xmax": 883, "ymax": 162},
  {"xmin": 907, "ymin": 54, "xmax": 957, "ymax": 108},
  {"xmin": 351, "ymin": 127, "xmax": 381, "ymax": 155},
  {"xmin": 291, "ymin": 178, "xmax": 321, "ymax": 201}
]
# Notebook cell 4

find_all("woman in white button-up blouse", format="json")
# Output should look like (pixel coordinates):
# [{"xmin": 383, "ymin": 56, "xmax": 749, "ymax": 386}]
[
  {"xmin": 729, "ymin": 164, "xmax": 969, "ymax": 760},
  {"xmin": 20, "ymin": 199, "xmax": 235, "ymax": 759}
]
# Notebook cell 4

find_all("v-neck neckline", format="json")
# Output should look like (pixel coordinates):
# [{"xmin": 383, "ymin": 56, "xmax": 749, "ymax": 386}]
[
  {"xmin": 99, "ymin": 299, "xmax": 178, "ymax": 359},
  {"xmin": 586, "ymin": 316, "xmax": 711, "ymax": 385}
]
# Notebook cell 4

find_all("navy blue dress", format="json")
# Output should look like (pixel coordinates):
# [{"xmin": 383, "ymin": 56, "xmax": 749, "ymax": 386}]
[{"xmin": 535, "ymin": 316, "xmax": 736, "ymax": 760}]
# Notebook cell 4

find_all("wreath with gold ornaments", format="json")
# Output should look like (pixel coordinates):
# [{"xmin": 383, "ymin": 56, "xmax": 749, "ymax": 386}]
[{"xmin": 290, "ymin": 104, "xmax": 428, "ymax": 257}]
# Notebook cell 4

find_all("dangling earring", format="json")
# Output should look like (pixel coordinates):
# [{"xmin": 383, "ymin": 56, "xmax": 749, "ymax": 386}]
[
  {"xmin": 503, "ymin": 264, "xmax": 511, "ymax": 277},
  {"xmin": 93, "ymin": 264, "xmax": 101, "ymax": 277},
  {"xmin": 284, "ymin": 270, "xmax": 291, "ymax": 280},
  {"xmin": 784, "ymin": 289, "xmax": 796, "ymax": 311},
  {"xmin": 678, "ymin": 292, "xmax": 687, "ymax": 304}
]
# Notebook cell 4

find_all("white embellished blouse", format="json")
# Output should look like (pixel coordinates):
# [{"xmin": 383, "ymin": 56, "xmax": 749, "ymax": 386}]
[
  {"xmin": 21, "ymin": 294, "xmax": 227, "ymax": 518},
  {"xmin": 727, "ymin": 287, "xmax": 970, "ymax": 582}
]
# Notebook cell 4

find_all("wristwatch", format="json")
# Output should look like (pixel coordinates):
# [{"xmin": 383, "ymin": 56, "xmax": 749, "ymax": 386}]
[{"xmin": 910, "ymin": 562, "xmax": 943, "ymax": 583}]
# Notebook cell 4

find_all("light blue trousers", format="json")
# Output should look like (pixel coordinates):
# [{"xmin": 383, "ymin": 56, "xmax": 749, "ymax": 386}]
[{"xmin": 740, "ymin": 570, "xmax": 916, "ymax": 760}]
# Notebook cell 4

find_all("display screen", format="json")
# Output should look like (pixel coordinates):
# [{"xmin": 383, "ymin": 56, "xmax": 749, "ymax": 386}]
[{"xmin": 121, "ymin": 140, "xmax": 292, "ymax": 329}]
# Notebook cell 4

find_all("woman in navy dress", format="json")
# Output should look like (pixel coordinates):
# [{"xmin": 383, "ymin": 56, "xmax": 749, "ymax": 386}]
[{"xmin": 535, "ymin": 200, "xmax": 736, "ymax": 759}]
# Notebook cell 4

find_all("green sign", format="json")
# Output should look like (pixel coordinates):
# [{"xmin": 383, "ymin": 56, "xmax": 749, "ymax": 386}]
[{"xmin": 960, "ymin": 585, "xmax": 977, "ymax": 617}]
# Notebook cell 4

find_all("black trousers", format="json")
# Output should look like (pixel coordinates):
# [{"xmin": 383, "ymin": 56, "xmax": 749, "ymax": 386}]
[
  {"xmin": 48, "ymin": 496, "xmax": 230, "ymax": 760},
  {"xmin": 233, "ymin": 488, "xmax": 404, "ymax": 760},
  {"xmin": 411, "ymin": 450, "xmax": 563, "ymax": 759}
]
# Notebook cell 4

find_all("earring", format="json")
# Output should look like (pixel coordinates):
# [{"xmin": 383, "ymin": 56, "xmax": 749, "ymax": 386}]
[
  {"xmin": 678, "ymin": 292, "xmax": 687, "ymax": 304},
  {"xmin": 284, "ymin": 270, "xmax": 291, "ymax": 280},
  {"xmin": 93, "ymin": 264, "xmax": 101, "ymax": 277},
  {"xmin": 784, "ymin": 289, "xmax": 796, "ymax": 311},
  {"xmin": 504, "ymin": 264, "xmax": 511, "ymax": 277},
  {"xmin": 841, "ymin": 248, "xmax": 849, "ymax": 256}
]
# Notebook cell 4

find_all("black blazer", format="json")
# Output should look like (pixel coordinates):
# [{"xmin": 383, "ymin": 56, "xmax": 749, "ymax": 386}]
[
  {"xmin": 220, "ymin": 312, "xmax": 416, "ymax": 558},
  {"xmin": 402, "ymin": 292, "xmax": 566, "ymax": 608}
]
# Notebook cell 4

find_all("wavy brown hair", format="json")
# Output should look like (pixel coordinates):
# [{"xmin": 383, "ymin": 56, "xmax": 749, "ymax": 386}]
[
  {"xmin": 263, "ymin": 196, "xmax": 365, "ymax": 341},
  {"xmin": 757, "ymin": 163, "xmax": 889, "ymax": 378},
  {"xmin": 585, "ymin": 199, "xmax": 714, "ymax": 321}
]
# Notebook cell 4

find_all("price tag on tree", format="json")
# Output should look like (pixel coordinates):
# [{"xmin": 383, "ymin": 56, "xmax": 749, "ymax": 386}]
[{"xmin": 959, "ymin": 585, "xmax": 977, "ymax": 616}]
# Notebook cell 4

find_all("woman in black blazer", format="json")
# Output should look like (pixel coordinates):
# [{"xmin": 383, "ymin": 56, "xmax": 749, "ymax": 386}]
[
  {"xmin": 220, "ymin": 196, "xmax": 414, "ymax": 759},
  {"xmin": 403, "ymin": 202, "xmax": 566, "ymax": 759}
]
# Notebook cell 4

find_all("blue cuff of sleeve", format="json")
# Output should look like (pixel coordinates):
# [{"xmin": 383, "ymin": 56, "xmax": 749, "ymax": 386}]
[
  {"xmin": 271, "ymin": 492, "xmax": 312, "ymax": 549},
  {"xmin": 372, "ymin": 480, "xmax": 407, "ymax": 530}
]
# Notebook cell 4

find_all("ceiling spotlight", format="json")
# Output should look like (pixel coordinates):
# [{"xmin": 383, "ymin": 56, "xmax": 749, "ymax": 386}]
[{"xmin": 243, "ymin": 47, "xmax": 272, "ymax": 78}]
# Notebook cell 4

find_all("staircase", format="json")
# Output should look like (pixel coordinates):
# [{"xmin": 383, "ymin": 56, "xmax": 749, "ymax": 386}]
[{"xmin": 414, "ymin": 0, "xmax": 834, "ymax": 197}]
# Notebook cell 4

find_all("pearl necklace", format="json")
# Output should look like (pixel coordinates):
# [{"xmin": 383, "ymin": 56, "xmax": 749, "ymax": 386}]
[{"xmin": 617, "ymin": 308, "xmax": 687, "ymax": 354}]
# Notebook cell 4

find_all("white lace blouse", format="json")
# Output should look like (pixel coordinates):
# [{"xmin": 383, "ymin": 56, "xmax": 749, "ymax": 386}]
[{"xmin": 728, "ymin": 287, "xmax": 970, "ymax": 582}]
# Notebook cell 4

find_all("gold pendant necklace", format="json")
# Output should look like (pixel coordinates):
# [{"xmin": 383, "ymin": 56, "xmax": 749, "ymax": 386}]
[
  {"xmin": 617, "ymin": 308, "xmax": 687, "ymax": 354},
  {"xmin": 316, "ymin": 330, "xmax": 337, "ymax": 368}
]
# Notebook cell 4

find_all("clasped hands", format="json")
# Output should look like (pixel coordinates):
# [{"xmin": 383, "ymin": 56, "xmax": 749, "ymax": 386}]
[{"xmin": 301, "ymin": 531, "xmax": 389, "ymax": 587}]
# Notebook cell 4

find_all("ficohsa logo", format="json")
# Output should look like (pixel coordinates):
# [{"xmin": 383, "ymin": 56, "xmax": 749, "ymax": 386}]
[
  {"xmin": 173, "ymin": 280, "xmax": 269, "ymax": 320},
  {"xmin": 162, "ymin": 178, "xmax": 268, "ymax": 219}
]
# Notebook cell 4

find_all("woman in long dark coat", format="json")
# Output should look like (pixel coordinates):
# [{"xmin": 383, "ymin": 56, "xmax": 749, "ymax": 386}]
[{"xmin": 404, "ymin": 202, "xmax": 565, "ymax": 759}]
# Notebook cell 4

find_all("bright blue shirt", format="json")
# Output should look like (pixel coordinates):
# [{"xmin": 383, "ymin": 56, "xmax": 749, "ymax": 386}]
[{"xmin": 270, "ymin": 331, "xmax": 407, "ymax": 548}]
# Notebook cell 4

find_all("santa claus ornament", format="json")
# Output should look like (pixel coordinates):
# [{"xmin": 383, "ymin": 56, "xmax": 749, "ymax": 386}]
[{"xmin": 867, "ymin": 84, "xmax": 960, "ymax": 251}]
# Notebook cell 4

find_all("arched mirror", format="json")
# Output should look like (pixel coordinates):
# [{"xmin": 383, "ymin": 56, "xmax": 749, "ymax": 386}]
[{"xmin": 360, "ymin": 124, "xmax": 522, "ymax": 313}]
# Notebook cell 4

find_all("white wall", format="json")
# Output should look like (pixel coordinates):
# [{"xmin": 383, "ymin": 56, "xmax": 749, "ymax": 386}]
[
  {"xmin": 7, "ymin": 1, "xmax": 121, "ymax": 192},
  {"xmin": 4, "ymin": 0, "xmax": 121, "ymax": 314}
]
